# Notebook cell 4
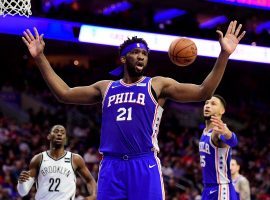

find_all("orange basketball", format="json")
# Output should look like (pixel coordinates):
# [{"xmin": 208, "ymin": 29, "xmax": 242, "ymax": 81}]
[{"xmin": 168, "ymin": 38, "xmax": 197, "ymax": 67}]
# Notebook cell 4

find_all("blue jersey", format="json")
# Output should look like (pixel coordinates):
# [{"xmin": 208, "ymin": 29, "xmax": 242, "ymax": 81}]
[
  {"xmin": 199, "ymin": 129, "xmax": 232, "ymax": 185},
  {"xmin": 100, "ymin": 76, "xmax": 163, "ymax": 154}
]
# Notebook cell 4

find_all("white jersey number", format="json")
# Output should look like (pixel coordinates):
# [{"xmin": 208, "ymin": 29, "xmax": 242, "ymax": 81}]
[
  {"xmin": 48, "ymin": 178, "xmax": 61, "ymax": 192},
  {"xmin": 200, "ymin": 155, "xmax": 206, "ymax": 167},
  {"xmin": 116, "ymin": 107, "xmax": 132, "ymax": 121}
]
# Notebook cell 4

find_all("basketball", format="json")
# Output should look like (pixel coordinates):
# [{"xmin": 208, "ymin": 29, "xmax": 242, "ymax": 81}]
[{"xmin": 168, "ymin": 38, "xmax": 197, "ymax": 67}]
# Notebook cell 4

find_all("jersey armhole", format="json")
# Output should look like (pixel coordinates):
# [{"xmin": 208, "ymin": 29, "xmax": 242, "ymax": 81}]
[
  {"xmin": 102, "ymin": 81, "xmax": 113, "ymax": 108},
  {"xmin": 70, "ymin": 153, "xmax": 76, "ymax": 174},
  {"xmin": 148, "ymin": 78, "xmax": 158, "ymax": 105},
  {"xmin": 36, "ymin": 153, "xmax": 43, "ymax": 190}
]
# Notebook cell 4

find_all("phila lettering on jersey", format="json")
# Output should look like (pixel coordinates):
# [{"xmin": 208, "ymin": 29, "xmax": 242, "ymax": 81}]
[
  {"xmin": 199, "ymin": 129, "xmax": 232, "ymax": 185},
  {"xmin": 35, "ymin": 151, "xmax": 76, "ymax": 200},
  {"xmin": 101, "ymin": 76, "xmax": 163, "ymax": 154}
]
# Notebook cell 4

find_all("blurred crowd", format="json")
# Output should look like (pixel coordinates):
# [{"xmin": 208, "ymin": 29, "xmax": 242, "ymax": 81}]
[
  {"xmin": 29, "ymin": 0, "xmax": 270, "ymax": 47},
  {"xmin": 0, "ymin": 56, "xmax": 270, "ymax": 200}
]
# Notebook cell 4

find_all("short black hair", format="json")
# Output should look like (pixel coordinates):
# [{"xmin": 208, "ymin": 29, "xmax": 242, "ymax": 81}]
[
  {"xmin": 231, "ymin": 157, "xmax": 243, "ymax": 166},
  {"xmin": 119, "ymin": 36, "xmax": 149, "ymax": 56},
  {"xmin": 213, "ymin": 94, "xmax": 226, "ymax": 109}
]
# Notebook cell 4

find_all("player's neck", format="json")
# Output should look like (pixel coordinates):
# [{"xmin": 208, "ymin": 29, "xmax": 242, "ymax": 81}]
[
  {"xmin": 49, "ymin": 148, "xmax": 65, "ymax": 159},
  {"xmin": 232, "ymin": 172, "xmax": 240, "ymax": 180},
  {"xmin": 205, "ymin": 121, "xmax": 214, "ymax": 131},
  {"xmin": 122, "ymin": 74, "xmax": 144, "ymax": 84}
]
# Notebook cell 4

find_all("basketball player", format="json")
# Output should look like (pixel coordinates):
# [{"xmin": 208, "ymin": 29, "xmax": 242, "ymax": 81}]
[
  {"xmin": 230, "ymin": 158, "xmax": 251, "ymax": 200},
  {"xmin": 22, "ymin": 20, "xmax": 245, "ymax": 200},
  {"xmin": 17, "ymin": 125, "xmax": 97, "ymax": 200},
  {"xmin": 200, "ymin": 95, "xmax": 238, "ymax": 200}
]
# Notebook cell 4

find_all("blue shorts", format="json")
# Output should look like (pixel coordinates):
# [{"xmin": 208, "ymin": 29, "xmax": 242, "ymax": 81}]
[
  {"xmin": 202, "ymin": 183, "xmax": 238, "ymax": 200},
  {"xmin": 97, "ymin": 152, "xmax": 164, "ymax": 200}
]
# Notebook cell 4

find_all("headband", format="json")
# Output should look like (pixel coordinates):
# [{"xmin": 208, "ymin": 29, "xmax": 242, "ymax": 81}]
[{"xmin": 120, "ymin": 42, "xmax": 148, "ymax": 56}]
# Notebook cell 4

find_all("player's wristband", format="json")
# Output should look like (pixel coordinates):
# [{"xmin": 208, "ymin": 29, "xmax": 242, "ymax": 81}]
[
  {"xmin": 17, "ymin": 177, "xmax": 35, "ymax": 197},
  {"xmin": 219, "ymin": 132, "xmax": 238, "ymax": 147}
]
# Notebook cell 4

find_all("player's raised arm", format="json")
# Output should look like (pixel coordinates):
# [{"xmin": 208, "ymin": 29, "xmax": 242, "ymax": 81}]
[
  {"xmin": 154, "ymin": 20, "xmax": 245, "ymax": 103},
  {"xmin": 22, "ymin": 27, "xmax": 110, "ymax": 105},
  {"xmin": 73, "ymin": 154, "xmax": 97, "ymax": 200},
  {"xmin": 17, "ymin": 154, "xmax": 41, "ymax": 196}
]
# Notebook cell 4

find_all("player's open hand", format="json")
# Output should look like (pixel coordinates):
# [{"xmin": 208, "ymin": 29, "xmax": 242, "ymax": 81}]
[
  {"xmin": 216, "ymin": 20, "xmax": 246, "ymax": 56},
  {"xmin": 211, "ymin": 115, "xmax": 231, "ymax": 137},
  {"xmin": 22, "ymin": 27, "xmax": 45, "ymax": 58},
  {"xmin": 18, "ymin": 171, "xmax": 31, "ymax": 183}
]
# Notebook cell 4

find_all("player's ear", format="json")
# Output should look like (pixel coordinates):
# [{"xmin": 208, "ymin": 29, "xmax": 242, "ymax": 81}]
[
  {"xmin": 120, "ymin": 56, "xmax": 126, "ymax": 64},
  {"xmin": 47, "ymin": 134, "xmax": 51, "ymax": 141},
  {"xmin": 220, "ymin": 107, "xmax": 225, "ymax": 115}
]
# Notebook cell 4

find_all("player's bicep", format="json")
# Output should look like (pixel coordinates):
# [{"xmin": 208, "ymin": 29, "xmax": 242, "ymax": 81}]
[
  {"xmin": 161, "ymin": 77, "xmax": 204, "ymax": 102},
  {"xmin": 63, "ymin": 80, "xmax": 109, "ymax": 104},
  {"xmin": 29, "ymin": 154, "xmax": 42, "ymax": 178},
  {"xmin": 64, "ymin": 85, "xmax": 101, "ymax": 104},
  {"xmin": 74, "ymin": 155, "xmax": 93, "ymax": 182}
]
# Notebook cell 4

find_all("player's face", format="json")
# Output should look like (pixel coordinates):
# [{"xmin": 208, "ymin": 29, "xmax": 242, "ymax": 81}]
[
  {"xmin": 230, "ymin": 159, "xmax": 240, "ymax": 175},
  {"xmin": 124, "ymin": 48, "xmax": 148, "ymax": 77},
  {"xmin": 203, "ymin": 97, "xmax": 224, "ymax": 118},
  {"xmin": 49, "ymin": 125, "xmax": 67, "ymax": 147}
]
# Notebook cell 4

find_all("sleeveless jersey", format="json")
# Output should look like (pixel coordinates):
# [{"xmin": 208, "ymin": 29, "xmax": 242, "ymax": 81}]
[
  {"xmin": 232, "ymin": 174, "xmax": 250, "ymax": 200},
  {"xmin": 100, "ymin": 76, "xmax": 163, "ymax": 154},
  {"xmin": 35, "ymin": 151, "xmax": 76, "ymax": 200},
  {"xmin": 199, "ymin": 129, "xmax": 232, "ymax": 185}
]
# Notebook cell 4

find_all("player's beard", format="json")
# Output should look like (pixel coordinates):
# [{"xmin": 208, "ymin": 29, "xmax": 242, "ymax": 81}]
[
  {"xmin": 126, "ymin": 62, "xmax": 145, "ymax": 77},
  {"xmin": 127, "ymin": 66, "xmax": 144, "ymax": 77}
]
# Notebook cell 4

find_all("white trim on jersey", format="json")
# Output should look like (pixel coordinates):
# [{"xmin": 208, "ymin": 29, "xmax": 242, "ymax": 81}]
[
  {"xmin": 212, "ymin": 143, "xmax": 230, "ymax": 184},
  {"xmin": 218, "ymin": 184, "xmax": 230, "ymax": 200},
  {"xmin": 120, "ymin": 76, "xmax": 146, "ymax": 87},
  {"xmin": 102, "ymin": 81, "xmax": 113, "ymax": 109},
  {"xmin": 148, "ymin": 78, "xmax": 158, "ymax": 105},
  {"xmin": 154, "ymin": 152, "xmax": 165, "ymax": 200},
  {"xmin": 151, "ymin": 105, "xmax": 163, "ymax": 153}
]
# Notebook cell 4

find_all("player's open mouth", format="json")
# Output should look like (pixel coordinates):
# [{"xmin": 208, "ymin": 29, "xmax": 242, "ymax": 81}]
[
  {"xmin": 204, "ymin": 110, "xmax": 210, "ymax": 115},
  {"xmin": 136, "ymin": 62, "xmax": 144, "ymax": 70}
]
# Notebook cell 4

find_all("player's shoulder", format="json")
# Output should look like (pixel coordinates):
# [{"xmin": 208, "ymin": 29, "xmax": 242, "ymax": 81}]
[
  {"xmin": 71, "ymin": 153, "xmax": 84, "ymax": 162},
  {"xmin": 152, "ymin": 76, "xmax": 178, "ymax": 84},
  {"xmin": 239, "ymin": 174, "xmax": 249, "ymax": 184},
  {"xmin": 95, "ymin": 80, "xmax": 113, "ymax": 88},
  {"xmin": 70, "ymin": 153, "xmax": 85, "ymax": 169},
  {"xmin": 30, "ymin": 152, "xmax": 43, "ymax": 167}
]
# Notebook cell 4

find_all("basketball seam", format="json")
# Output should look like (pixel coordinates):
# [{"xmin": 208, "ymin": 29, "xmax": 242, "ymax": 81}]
[
  {"xmin": 176, "ymin": 43, "xmax": 196, "ymax": 56},
  {"xmin": 169, "ymin": 54, "xmax": 197, "ymax": 59}
]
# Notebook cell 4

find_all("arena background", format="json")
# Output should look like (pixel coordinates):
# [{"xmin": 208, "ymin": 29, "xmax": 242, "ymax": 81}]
[{"xmin": 0, "ymin": 0, "xmax": 270, "ymax": 199}]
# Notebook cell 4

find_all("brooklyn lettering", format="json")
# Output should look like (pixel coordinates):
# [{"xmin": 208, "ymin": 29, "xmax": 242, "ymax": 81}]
[
  {"xmin": 41, "ymin": 166, "xmax": 71, "ymax": 177},
  {"xmin": 107, "ymin": 92, "xmax": 145, "ymax": 107}
]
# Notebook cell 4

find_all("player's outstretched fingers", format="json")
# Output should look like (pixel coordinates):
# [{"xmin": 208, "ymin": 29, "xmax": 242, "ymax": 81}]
[
  {"xmin": 234, "ymin": 24, "xmax": 242, "ymax": 37},
  {"xmin": 26, "ymin": 29, "xmax": 35, "ymax": 41},
  {"xmin": 33, "ymin": 27, "xmax": 40, "ymax": 40},
  {"xmin": 237, "ymin": 31, "xmax": 246, "ymax": 42},
  {"xmin": 231, "ymin": 20, "xmax": 237, "ymax": 34},
  {"xmin": 225, "ymin": 21, "xmax": 233, "ymax": 36},
  {"xmin": 22, "ymin": 36, "xmax": 30, "ymax": 48},
  {"xmin": 23, "ymin": 31, "xmax": 32, "ymax": 43}
]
